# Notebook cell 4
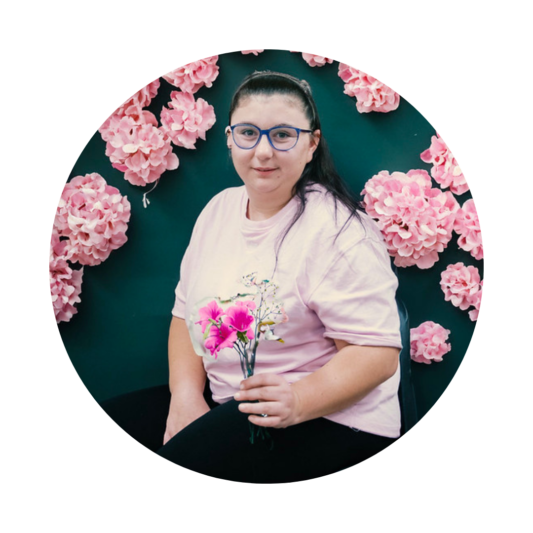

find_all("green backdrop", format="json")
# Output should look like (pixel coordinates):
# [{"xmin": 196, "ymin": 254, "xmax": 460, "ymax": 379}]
[{"xmin": 58, "ymin": 49, "xmax": 482, "ymax": 422}]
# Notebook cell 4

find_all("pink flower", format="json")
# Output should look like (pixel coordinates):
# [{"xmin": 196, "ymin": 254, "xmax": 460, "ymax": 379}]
[
  {"xmin": 196, "ymin": 300, "xmax": 225, "ymax": 333},
  {"xmin": 241, "ymin": 50, "xmax": 264, "ymax": 55},
  {"xmin": 420, "ymin": 134, "xmax": 468, "ymax": 195},
  {"xmin": 454, "ymin": 199, "xmax": 483, "ymax": 260},
  {"xmin": 338, "ymin": 64, "xmax": 400, "ymax": 113},
  {"xmin": 105, "ymin": 116, "xmax": 179, "ymax": 186},
  {"xmin": 302, "ymin": 52, "xmax": 333, "ymax": 67},
  {"xmin": 204, "ymin": 323, "xmax": 238, "ymax": 358},
  {"xmin": 54, "ymin": 173, "xmax": 131, "ymax": 266},
  {"xmin": 440, "ymin": 262, "xmax": 481, "ymax": 310},
  {"xmin": 50, "ymin": 228, "xmax": 84, "ymax": 323},
  {"xmin": 163, "ymin": 56, "xmax": 219, "ymax": 94},
  {"xmin": 223, "ymin": 302, "xmax": 255, "ymax": 340},
  {"xmin": 410, "ymin": 321, "xmax": 451, "ymax": 364},
  {"xmin": 467, "ymin": 280, "xmax": 483, "ymax": 321},
  {"xmin": 362, "ymin": 169, "xmax": 459, "ymax": 268},
  {"xmin": 98, "ymin": 77, "xmax": 160, "ymax": 142},
  {"xmin": 160, "ymin": 91, "xmax": 216, "ymax": 150},
  {"xmin": 289, "ymin": 50, "xmax": 334, "ymax": 67}
]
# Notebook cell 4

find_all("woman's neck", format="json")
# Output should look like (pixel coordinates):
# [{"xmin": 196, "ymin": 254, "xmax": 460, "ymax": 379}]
[{"xmin": 246, "ymin": 192, "xmax": 292, "ymax": 221}]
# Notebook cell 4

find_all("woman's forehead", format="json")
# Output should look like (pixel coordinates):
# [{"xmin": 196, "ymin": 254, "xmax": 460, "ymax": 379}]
[{"xmin": 231, "ymin": 94, "xmax": 308, "ymax": 125}]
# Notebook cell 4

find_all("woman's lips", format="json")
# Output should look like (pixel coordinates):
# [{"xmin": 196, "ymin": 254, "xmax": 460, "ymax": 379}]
[{"xmin": 253, "ymin": 167, "xmax": 277, "ymax": 175}]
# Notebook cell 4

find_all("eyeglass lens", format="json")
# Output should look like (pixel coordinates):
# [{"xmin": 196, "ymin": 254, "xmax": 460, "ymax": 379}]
[{"xmin": 233, "ymin": 125, "xmax": 299, "ymax": 150}]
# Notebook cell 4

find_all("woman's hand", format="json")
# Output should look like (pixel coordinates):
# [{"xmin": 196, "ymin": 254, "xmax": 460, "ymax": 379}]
[
  {"xmin": 163, "ymin": 395, "xmax": 210, "ymax": 445},
  {"xmin": 234, "ymin": 373, "xmax": 302, "ymax": 429}
]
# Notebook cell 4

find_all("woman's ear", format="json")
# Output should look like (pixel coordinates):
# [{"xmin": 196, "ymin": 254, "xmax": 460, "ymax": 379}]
[
  {"xmin": 225, "ymin": 126, "xmax": 232, "ymax": 150},
  {"xmin": 312, "ymin": 129, "xmax": 321, "ymax": 147},
  {"xmin": 306, "ymin": 129, "xmax": 321, "ymax": 162}
]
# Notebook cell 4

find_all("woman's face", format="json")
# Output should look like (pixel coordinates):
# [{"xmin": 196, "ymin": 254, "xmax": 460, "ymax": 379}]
[{"xmin": 226, "ymin": 94, "xmax": 320, "ymax": 203}]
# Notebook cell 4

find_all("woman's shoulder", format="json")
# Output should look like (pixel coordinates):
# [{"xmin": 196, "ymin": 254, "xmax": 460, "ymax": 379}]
[
  {"xmin": 196, "ymin": 186, "xmax": 245, "ymax": 220},
  {"xmin": 203, "ymin": 186, "xmax": 245, "ymax": 209},
  {"xmin": 302, "ymin": 184, "xmax": 383, "ymax": 251}
]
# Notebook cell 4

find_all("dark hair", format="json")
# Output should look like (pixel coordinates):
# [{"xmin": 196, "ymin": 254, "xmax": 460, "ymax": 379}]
[{"xmin": 229, "ymin": 71, "xmax": 365, "ymax": 260}]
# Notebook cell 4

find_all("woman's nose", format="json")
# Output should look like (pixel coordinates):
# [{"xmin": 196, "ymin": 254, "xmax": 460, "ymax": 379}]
[{"xmin": 254, "ymin": 133, "xmax": 274, "ymax": 157}]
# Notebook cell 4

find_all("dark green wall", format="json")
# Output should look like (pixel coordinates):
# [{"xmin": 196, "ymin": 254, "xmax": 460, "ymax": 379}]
[{"xmin": 58, "ymin": 49, "xmax": 482, "ymax": 421}]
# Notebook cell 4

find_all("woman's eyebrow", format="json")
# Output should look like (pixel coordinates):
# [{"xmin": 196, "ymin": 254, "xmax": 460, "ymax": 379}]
[{"xmin": 233, "ymin": 122, "xmax": 298, "ymax": 129}]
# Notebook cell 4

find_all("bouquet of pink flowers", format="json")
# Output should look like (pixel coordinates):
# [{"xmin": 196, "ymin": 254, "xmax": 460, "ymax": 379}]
[{"xmin": 194, "ymin": 273, "xmax": 288, "ymax": 444}]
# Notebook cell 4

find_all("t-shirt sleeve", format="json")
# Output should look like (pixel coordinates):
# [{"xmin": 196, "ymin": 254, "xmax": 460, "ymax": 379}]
[
  {"xmin": 170, "ymin": 189, "xmax": 228, "ymax": 319},
  {"xmin": 307, "ymin": 237, "xmax": 402, "ymax": 349}
]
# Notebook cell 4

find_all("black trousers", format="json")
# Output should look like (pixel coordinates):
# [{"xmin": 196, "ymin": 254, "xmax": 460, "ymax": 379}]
[{"xmin": 101, "ymin": 384, "xmax": 396, "ymax": 484}]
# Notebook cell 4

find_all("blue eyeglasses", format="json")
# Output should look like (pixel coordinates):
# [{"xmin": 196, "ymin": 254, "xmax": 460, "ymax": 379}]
[{"xmin": 229, "ymin": 123, "xmax": 313, "ymax": 151}]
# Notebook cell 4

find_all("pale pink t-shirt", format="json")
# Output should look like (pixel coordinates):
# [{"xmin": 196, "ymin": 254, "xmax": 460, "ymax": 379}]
[{"xmin": 172, "ymin": 185, "xmax": 403, "ymax": 438}]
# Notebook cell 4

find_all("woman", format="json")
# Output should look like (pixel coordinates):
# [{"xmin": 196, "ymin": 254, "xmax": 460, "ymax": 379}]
[{"xmin": 104, "ymin": 71, "xmax": 402, "ymax": 483}]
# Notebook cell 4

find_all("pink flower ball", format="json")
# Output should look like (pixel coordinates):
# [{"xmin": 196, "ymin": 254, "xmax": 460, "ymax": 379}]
[
  {"xmin": 454, "ymin": 199, "xmax": 483, "ymax": 260},
  {"xmin": 160, "ymin": 91, "xmax": 216, "ymax": 149},
  {"xmin": 338, "ymin": 64, "xmax": 400, "ymax": 113},
  {"xmin": 99, "ymin": 80, "xmax": 160, "ymax": 142},
  {"xmin": 241, "ymin": 50, "xmax": 264, "ymax": 55},
  {"xmin": 55, "ymin": 173, "xmax": 131, "ymax": 266},
  {"xmin": 440, "ymin": 262, "xmax": 481, "ymax": 311},
  {"xmin": 301, "ymin": 53, "xmax": 334, "ymax": 67},
  {"xmin": 420, "ymin": 134, "xmax": 469, "ymax": 195},
  {"xmin": 410, "ymin": 321, "xmax": 451, "ymax": 364},
  {"xmin": 163, "ymin": 56, "xmax": 219, "ymax": 94},
  {"xmin": 362, "ymin": 169, "xmax": 460, "ymax": 269},
  {"xmin": 105, "ymin": 116, "xmax": 179, "ymax": 186},
  {"xmin": 50, "ymin": 228, "xmax": 84, "ymax": 323},
  {"xmin": 467, "ymin": 280, "xmax": 483, "ymax": 321}
]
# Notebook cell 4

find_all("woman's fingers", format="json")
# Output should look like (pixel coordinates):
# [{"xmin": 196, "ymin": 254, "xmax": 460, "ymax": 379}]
[
  {"xmin": 247, "ymin": 414, "xmax": 282, "ymax": 427},
  {"xmin": 238, "ymin": 400, "xmax": 282, "ymax": 416},
  {"xmin": 234, "ymin": 385, "xmax": 280, "ymax": 402}
]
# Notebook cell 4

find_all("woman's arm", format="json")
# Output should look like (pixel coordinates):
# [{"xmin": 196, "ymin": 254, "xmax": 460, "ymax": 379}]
[
  {"xmin": 163, "ymin": 316, "xmax": 210, "ymax": 444},
  {"xmin": 234, "ymin": 340, "xmax": 399, "ymax": 428},
  {"xmin": 168, "ymin": 316, "xmax": 207, "ymax": 397}
]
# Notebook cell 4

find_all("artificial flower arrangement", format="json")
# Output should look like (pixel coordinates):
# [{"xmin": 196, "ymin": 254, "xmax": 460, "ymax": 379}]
[
  {"xmin": 193, "ymin": 273, "xmax": 288, "ymax": 445},
  {"xmin": 241, "ymin": 50, "xmax": 264, "ymax": 55},
  {"xmin": 160, "ymin": 91, "xmax": 216, "ymax": 150},
  {"xmin": 50, "ymin": 172, "xmax": 131, "ymax": 323},
  {"xmin": 440, "ymin": 262, "xmax": 482, "ymax": 322},
  {"xmin": 163, "ymin": 56, "xmax": 220, "ymax": 94},
  {"xmin": 50, "ymin": 227, "xmax": 84, "ymax": 324},
  {"xmin": 98, "ymin": 58, "xmax": 220, "ymax": 207},
  {"xmin": 410, "ymin": 321, "xmax": 452, "ymax": 364},
  {"xmin": 292, "ymin": 52, "xmax": 334, "ymax": 67},
  {"xmin": 338, "ymin": 63, "xmax": 400, "ymax": 113},
  {"xmin": 361, "ymin": 169, "xmax": 460, "ymax": 269},
  {"xmin": 454, "ymin": 199, "xmax": 483, "ymax": 260},
  {"xmin": 420, "ymin": 133, "xmax": 468, "ymax": 195}
]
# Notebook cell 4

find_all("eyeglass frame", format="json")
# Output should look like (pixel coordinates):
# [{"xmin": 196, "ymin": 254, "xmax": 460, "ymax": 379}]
[{"xmin": 228, "ymin": 123, "xmax": 314, "ymax": 152}]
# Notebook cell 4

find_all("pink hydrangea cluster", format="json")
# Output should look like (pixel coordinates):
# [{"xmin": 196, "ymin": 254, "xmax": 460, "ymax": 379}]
[
  {"xmin": 289, "ymin": 50, "xmax": 334, "ymax": 67},
  {"xmin": 454, "ymin": 199, "xmax": 483, "ymax": 260},
  {"xmin": 468, "ymin": 280, "xmax": 483, "ymax": 321},
  {"xmin": 362, "ymin": 169, "xmax": 460, "ymax": 269},
  {"xmin": 338, "ymin": 64, "xmax": 400, "ymax": 113},
  {"xmin": 440, "ymin": 262, "xmax": 482, "ymax": 314},
  {"xmin": 160, "ymin": 91, "xmax": 216, "ymax": 150},
  {"xmin": 54, "ymin": 173, "xmax": 131, "ymax": 266},
  {"xmin": 420, "ymin": 134, "xmax": 468, "ymax": 195},
  {"xmin": 99, "ymin": 80, "xmax": 160, "ymax": 142},
  {"xmin": 50, "ymin": 227, "xmax": 84, "ymax": 323},
  {"xmin": 241, "ymin": 50, "xmax": 264, "ymax": 55},
  {"xmin": 104, "ymin": 115, "xmax": 179, "ymax": 186},
  {"xmin": 410, "ymin": 321, "xmax": 451, "ymax": 364},
  {"xmin": 99, "ymin": 90, "xmax": 179, "ymax": 188},
  {"xmin": 163, "ymin": 56, "xmax": 219, "ymax": 94}
]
